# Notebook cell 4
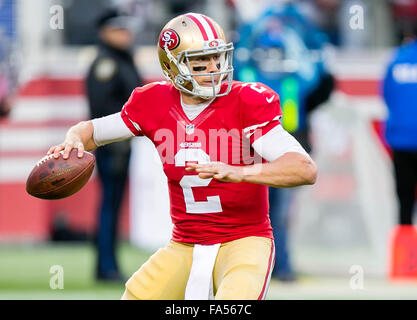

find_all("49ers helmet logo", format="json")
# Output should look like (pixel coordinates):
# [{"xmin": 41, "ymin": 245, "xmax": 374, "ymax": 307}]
[
  {"xmin": 159, "ymin": 29, "xmax": 180, "ymax": 50},
  {"xmin": 209, "ymin": 40, "xmax": 219, "ymax": 47}
]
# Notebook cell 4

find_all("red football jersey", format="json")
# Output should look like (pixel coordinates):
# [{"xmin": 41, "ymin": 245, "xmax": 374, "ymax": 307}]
[{"xmin": 121, "ymin": 80, "xmax": 282, "ymax": 244}]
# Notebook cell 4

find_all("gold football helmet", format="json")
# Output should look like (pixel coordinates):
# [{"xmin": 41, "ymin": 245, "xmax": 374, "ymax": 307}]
[{"xmin": 158, "ymin": 13, "xmax": 234, "ymax": 99}]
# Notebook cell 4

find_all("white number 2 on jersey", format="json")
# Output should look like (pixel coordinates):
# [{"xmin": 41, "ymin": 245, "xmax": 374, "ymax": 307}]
[
  {"xmin": 241, "ymin": 82, "xmax": 267, "ymax": 93},
  {"xmin": 175, "ymin": 149, "xmax": 223, "ymax": 214}
]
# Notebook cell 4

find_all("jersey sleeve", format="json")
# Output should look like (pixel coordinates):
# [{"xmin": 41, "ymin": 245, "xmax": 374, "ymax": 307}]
[
  {"xmin": 120, "ymin": 87, "xmax": 145, "ymax": 136},
  {"xmin": 239, "ymin": 82, "xmax": 283, "ymax": 144}
]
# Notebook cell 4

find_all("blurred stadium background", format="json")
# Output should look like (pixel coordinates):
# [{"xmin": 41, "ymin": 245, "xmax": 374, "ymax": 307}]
[{"xmin": 1, "ymin": 0, "xmax": 417, "ymax": 299}]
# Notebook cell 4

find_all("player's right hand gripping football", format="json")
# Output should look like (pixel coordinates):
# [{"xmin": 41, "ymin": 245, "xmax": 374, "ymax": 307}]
[
  {"xmin": 47, "ymin": 138, "xmax": 85, "ymax": 160},
  {"xmin": 47, "ymin": 121, "xmax": 97, "ymax": 159}
]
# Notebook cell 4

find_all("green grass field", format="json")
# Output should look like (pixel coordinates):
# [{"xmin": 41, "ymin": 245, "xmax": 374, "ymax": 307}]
[
  {"xmin": 1, "ymin": 242, "xmax": 417, "ymax": 300},
  {"xmin": 0, "ymin": 242, "xmax": 152, "ymax": 299}
]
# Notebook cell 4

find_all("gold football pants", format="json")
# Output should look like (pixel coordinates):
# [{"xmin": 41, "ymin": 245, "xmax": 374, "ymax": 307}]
[{"xmin": 121, "ymin": 236, "xmax": 275, "ymax": 300}]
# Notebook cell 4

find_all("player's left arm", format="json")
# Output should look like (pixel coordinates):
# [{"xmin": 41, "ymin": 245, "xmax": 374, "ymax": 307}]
[
  {"xmin": 243, "ymin": 152, "xmax": 317, "ymax": 187},
  {"xmin": 186, "ymin": 155, "xmax": 316, "ymax": 187},
  {"xmin": 186, "ymin": 82, "xmax": 317, "ymax": 187},
  {"xmin": 186, "ymin": 125, "xmax": 317, "ymax": 187}
]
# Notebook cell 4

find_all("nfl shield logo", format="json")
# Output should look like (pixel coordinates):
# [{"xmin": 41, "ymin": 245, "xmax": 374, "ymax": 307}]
[{"xmin": 185, "ymin": 124, "xmax": 195, "ymax": 135}]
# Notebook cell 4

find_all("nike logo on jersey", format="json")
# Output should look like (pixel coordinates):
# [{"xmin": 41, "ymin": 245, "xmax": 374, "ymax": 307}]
[{"xmin": 266, "ymin": 96, "xmax": 274, "ymax": 103}]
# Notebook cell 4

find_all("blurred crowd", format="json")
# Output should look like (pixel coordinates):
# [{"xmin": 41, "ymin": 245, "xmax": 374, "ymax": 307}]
[
  {"xmin": 28, "ymin": 0, "xmax": 417, "ymax": 48},
  {"xmin": 2, "ymin": 0, "xmax": 417, "ymax": 118},
  {"xmin": 0, "ymin": 7, "xmax": 16, "ymax": 119},
  {"xmin": 0, "ymin": 0, "xmax": 416, "ymax": 101}
]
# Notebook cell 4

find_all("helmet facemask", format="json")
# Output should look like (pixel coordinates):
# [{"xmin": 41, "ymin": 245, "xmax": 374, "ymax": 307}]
[{"xmin": 164, "ymin": 42, "xmax": 234, "ymax": 99}]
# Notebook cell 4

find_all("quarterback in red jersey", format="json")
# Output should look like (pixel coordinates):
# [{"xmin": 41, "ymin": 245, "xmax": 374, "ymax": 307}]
[{"xmin": 47, "ymin": 13, "xmax": 317, "ymax": 300}]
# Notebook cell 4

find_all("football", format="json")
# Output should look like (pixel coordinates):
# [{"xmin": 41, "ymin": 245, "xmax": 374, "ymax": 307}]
[{"xmin": 26, "ymin": 149, "xmax": 95, "ymax": 200}]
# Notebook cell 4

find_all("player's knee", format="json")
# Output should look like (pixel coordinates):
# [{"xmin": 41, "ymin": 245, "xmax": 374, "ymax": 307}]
[
  {"xmin": 215, "ymin": 265, "xmax": 265, "ymax": 300},
  {"xmin": 124, "ymin": 245, "xmax": 192, "ymax": 299}
]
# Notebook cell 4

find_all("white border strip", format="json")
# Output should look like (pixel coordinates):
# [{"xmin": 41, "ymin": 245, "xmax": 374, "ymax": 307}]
[{"xmin": 188, "ymin": 13, "xmax": 215, "ymax": 40}]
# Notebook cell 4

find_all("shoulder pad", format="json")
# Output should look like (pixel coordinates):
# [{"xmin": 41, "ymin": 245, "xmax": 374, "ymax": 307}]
[
  {"xmin": 135, "ymin": 81, "xmax": 171, "ymax": 93},
  {"xmin": 237, "ymin": 82, "xmax": 280, "ymax": 106},
  {"xmin": 126, "ymin": 81, "xmax": 173, "ymax": 107}
]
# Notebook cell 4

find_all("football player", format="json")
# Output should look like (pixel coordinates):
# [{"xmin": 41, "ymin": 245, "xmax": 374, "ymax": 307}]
[{"xmin": 47, "ymin": 13, "xmax": 317, "ymax": 300}]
